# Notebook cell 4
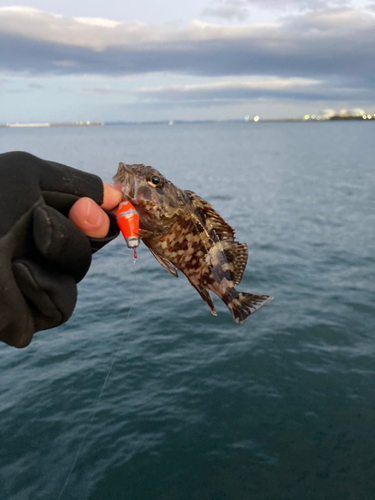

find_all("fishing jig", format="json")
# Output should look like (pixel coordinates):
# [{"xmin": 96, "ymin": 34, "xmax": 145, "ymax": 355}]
[{"xmin": 116, "ymin": 200, "xmax": 140, "ymax": 258}]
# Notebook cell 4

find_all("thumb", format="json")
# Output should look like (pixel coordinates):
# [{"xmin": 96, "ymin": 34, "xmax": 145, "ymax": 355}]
[{"xmin": 69, "ymin": 197, "xmax": 110, "ymax": 238}]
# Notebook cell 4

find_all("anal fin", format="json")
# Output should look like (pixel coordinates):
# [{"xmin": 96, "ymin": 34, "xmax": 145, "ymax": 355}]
[{"xmin": 193, "ymin": 284, "xmax": 217, "ymax": 316}]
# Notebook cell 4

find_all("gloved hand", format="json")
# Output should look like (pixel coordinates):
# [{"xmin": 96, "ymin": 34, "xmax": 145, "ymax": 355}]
[{"xmin": 0, "ymin": 151, "xmax": 119, "ymax": 348}]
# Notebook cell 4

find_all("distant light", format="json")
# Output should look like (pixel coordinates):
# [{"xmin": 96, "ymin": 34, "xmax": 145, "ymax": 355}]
[
  {"xmin": 367, "ymin": 115, "xmax": 372, "ymax": 119},
  {"xmin": 254, "ymin": 116, "xmax": 260, "ymax": 122},
  {"xmin": 363, "ymin": 115, "xmax": 367, "ymax": 119},
  {"xmin": 304, "ymin": 115, "xmax": 310, "ymax": 120},
  {"xmin": 169, "ymin": 120, "xmax": 173, "ymax": 125},
  {"xmin": 244, "ymin": 115, "xmax": 250, "ymax": 121},
  {"xmin": 311, "ymin": 114, "xmax": 316, "ymax": 119}
]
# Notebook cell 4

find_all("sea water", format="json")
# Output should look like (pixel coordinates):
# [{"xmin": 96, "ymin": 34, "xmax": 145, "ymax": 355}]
[{"xmin": 0, "ymin": 121, "xmax": 374, "ymax": 499}]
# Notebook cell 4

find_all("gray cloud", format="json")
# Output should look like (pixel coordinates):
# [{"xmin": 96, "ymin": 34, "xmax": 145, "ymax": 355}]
[
  {"xmin": 201, "ymin": 4, "xmax": 249, "ymax": 21},
  {"xmin": 202, "ymin": 0, "xmax": 352, "ymax": 20},
  {"xmin": 2, "ymin": 81, "xmax": 44, "ymax": 93},
  {"xmin": 135, "ymin": 78, "xmax": 373, "ymax": 103},
  {"xmin": 27, "ymin": 82, "xmax": 44, "ymax": 89},
  {"xmin": 1, "ymin": 6, "xmax": 375, "ymax": 104},
  {"xmin": 80, "ymin": 86, "xmax": 128, "ymax": 95},
  {"xmin": 136, "ymin": 79, "xmax": 319, "ymax": 99},
  {"xmin": 234, "ymin": 0, "xmax": 350, "ymax": 11}
]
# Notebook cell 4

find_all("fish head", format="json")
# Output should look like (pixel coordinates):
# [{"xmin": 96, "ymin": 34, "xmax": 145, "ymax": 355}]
[{"xmin": 113, "ymin": 163, "xmax": 188, "ymax": 232}]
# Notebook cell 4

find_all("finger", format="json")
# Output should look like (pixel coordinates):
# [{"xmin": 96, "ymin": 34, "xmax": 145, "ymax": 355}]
[
  {"xmin": 38, "ymin": 155, "xmax": 104, "ymax": 203},
  {"xmin": 12, "ymin": 259, "xmax": 77, "ymax": 333},
  {"xmin": 87, "ymin": 209, "xmax": 120, "ymax": 253},
  {"xmin": 4, "ymin": 152, "xmax": 104, "ymax": 203},
  {"xmin": 33, "ymin": 205, "xmax": 92, "ymax": 282},
  {"xmin": 101, "ymin": 183, "xmax": 122, "ymax": 210},
  {"xmin": 69, "ymin": 198, "xmax": 110, "ymax": 239},
  {"xmin": 0, "ymin": 259, "xmax": 35, "ymax": 348}
]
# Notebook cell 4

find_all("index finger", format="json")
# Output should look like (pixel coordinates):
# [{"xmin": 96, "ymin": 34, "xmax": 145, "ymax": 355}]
[
  {"xmin": 101, "ymin": 183, "xmax": 122, "ymax": 210},
  {"xmin": 37, "ymin": 156, "xmax": 104, "ymax": 204}
]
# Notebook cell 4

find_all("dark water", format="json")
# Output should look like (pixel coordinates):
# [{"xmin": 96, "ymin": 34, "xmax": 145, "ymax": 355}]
[{"xmin": 0, "ymin": 122, "xmax": 374, "ymax": 500}]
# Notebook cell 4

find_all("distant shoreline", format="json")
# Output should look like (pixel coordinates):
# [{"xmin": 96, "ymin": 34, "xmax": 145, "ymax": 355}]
[
  {"xmin": 0, "ymin": 121, "xmax": 104, "ymax": 129},
  {"xmin": 1, "ymin": 117, "xmax": 373, "ymax": 128}
]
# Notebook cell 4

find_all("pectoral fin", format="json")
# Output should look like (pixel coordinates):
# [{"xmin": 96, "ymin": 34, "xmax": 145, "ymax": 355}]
[
  {"xmin": 149, "ymin": 247, "xmax": 179, "ymax": 278},
  {"xmin": 139, "ymin": 228, "xmax": 154, "ymax": 239}
]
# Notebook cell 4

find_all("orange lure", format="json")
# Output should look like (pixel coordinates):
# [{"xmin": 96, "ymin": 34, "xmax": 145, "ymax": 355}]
[{"xmin": 116, "ymin": 200, "xmax": 140, "ymax": 258}]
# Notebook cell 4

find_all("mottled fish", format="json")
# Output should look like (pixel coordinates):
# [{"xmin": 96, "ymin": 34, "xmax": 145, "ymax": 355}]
[{"xmin": 114, "ymin": 163, "xmax": 273, "ymax": 324}]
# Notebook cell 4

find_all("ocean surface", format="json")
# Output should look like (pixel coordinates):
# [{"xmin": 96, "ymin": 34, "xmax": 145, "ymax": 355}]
[{"xmin": 0, "ymin": 121, "xmax": 374, "ymax": 500}]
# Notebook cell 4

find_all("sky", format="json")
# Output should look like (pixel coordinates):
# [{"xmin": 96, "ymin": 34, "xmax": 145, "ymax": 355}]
[{"xmin": 1, "ymin": 0, "xmax": 375, "ymax": 122}]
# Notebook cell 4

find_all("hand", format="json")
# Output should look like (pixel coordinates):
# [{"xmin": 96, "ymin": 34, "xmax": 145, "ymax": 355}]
[
  {"xmin": 69, "ymin": 184, "xmax": 122, "ymax": 238},
  {"xmin": 0, "ymin": 152, "xmax": 121, "ymax": 348}
]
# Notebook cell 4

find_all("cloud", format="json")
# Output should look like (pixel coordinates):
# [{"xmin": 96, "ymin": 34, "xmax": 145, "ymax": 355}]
[
  {"xmin": 0, "ymin": 7, "xmax": 160, "ymax": 51},
  {"xmin": 136, "ymin": 78, "xmax": 323, "ymax": 100},
  {"xmin": 201, "ymin": 4, "xmax": 249, "ymax": 21},
  {"xmin": 27, "ymin": 82, "xmax": 44, "ymax": 89},
  {"xmin": 234, "ymin": 0, "xmax": 350, "ymax": 11},
  {"xmin": 1, "ymin": 6, "xmax": 375, "ymax": 104},
  {"xmin": 1, "ymin": 80, "xmax": 44, "ymax": 92},
  {"xmin": 135, "ymin": 77, "xmax": 371, "ymax": 104},
  {"xmin": 201, "ymin": 0, "xmax": 352, "ymax": 20},
  {"xmin": 53, "ymin": 60, "xmax": 78, "ymax": 67},
  {"xmin": 284, "ymin": 7, "xmax": 375, "ymax": 30},
  {"xmin": 81, "ymin": 86, "xmax": 127, "ymax": 95}
]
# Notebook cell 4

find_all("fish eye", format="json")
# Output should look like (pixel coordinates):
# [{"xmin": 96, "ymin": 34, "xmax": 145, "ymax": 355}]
[{"xmin": 148, "ymin": 175, "xmax": 162, "ymax": 187}]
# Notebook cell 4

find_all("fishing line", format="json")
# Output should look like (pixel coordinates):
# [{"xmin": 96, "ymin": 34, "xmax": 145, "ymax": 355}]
[{"xmin": 57, "ymin": 253, "xmax": 138, "ymax": 500}]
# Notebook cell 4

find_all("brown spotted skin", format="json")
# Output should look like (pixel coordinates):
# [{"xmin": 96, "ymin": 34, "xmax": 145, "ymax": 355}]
[{"xmin": 113, "ymin": 163, "xmax": 273, "ymax": 323}]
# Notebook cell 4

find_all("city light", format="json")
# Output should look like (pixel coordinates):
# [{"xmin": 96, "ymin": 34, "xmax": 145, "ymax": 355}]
[{"xmin": 235, "ymin": 108, "xmax": 375, "ymax": 124}]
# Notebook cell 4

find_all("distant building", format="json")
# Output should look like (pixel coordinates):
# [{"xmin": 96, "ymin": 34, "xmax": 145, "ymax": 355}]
[
  {"xmin": 321, "ymin": 109, "xmax": 336, "ymax": 119},
  {"xmin": 348, "ymin": 108, "xmax": 365, "ymax": 117}
]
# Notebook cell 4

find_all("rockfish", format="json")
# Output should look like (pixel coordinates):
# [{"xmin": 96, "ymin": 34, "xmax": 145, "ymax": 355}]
[{"xmin": 113, "ymin": 163, "xmax": 273, "ymax": 324}]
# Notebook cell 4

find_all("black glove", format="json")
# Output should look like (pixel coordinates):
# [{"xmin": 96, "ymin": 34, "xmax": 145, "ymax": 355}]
[{"xmin": 0, "ymin": 151, "xmax": 119, "ymax": 348}]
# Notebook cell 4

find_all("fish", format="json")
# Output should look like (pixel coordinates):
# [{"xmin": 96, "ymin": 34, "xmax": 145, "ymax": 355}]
[{"xmin": 113, "ymin": 163, "xmax": 273, "ymax": 324}]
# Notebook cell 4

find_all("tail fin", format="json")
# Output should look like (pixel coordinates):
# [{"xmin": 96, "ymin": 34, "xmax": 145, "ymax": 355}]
[{"xmin": 228, "ymin": 293, "xmax": 273, "ymax": 325}]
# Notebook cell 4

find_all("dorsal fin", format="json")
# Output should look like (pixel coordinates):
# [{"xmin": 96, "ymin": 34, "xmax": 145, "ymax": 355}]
[
  {"xmin": 186, "ymin": 190, "xmax": 248, "ymax": 286},
  {"xmin": 185, "ymin": 190, "xmax": 235, "ymax": 241}
]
